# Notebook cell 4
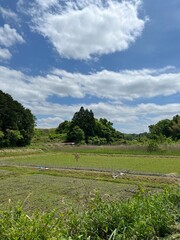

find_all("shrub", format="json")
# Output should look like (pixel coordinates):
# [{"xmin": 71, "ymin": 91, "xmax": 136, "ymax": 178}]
[
  {"xmin": 0, "ymin": 188, "xmax": 179, "ymax": 239},
  {"xmin": 147, "ymin": 141, "xmax": 160, "ymax": 152}
]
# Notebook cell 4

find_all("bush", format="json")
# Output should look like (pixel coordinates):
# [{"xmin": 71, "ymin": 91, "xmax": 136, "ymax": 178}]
[
  {"xmin": 0, "ymin": 188, "xmax": 179, "ymax": 239},
  {"xmin": 147, "ymin": 141, "xmax": 160, "ymax": 152}
]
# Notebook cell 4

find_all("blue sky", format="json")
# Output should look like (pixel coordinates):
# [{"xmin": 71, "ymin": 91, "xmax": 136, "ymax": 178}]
[{"xmin": 0, "ymin": 0, "xmax": 179, "ymax": 133}]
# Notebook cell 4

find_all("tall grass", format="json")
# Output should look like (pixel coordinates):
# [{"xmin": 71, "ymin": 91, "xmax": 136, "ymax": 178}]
[
  {"xmin": 42, "ymin": 143, "xmax": 180, "ymax": 156},
  {"xmin": 0, "ymin": 188, "xmax": 179, "ymax": 239}
]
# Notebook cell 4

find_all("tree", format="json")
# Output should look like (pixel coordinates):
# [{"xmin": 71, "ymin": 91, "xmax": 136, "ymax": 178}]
[
  {"xmin": 149, "ymin": 115, "xmax": 180, "ymax": 141},
  {"xmin": 95, "ymin": 118, "xmax": 123, "ymax": 143},
  {"xmin": 67, "ymin": 126, "xmax": 85, "ymax": 144},
  {"xmin": 56, "ymin": 106, "xmax": 124, "ymax": 145},
  {"xmin": 169, "ymin": 115, "xmax": 180, "ymax": 140},
  {"xmin": 149, "ymin": 119, "xmax": 171, "ymax": 140},
  {"xmin": 56, "ymin": 120, "xmax": 71, "ymax": 134},
  {"xmin": 0, "ymin": 90, "xmax": 35, "ymax": 147},
  {"xmin": 71, "ymin": 107, "xmax": 95, "ymax": 142}
]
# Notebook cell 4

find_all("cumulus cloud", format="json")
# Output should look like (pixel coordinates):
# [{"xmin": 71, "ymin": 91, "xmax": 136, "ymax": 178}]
[
  {"xmin": 0, "ymin": 48, "xmax": 12, "ymax": 60},
  {"xmin": 1, "ymin": 65, "xmax": 180, "ymax": 102},
  {"xmin": 0, "ymin": 24, "xmax": 25, "ymax": 47},
  {"xmin": 52, "ymin": 67, "xmax": 180, "ymax": 100},
  {"xmin": 27, "ymin": 0, "xmax": 146, "ymax": 59},
  {"xmin": 0, "ymin": 65, "xmax": 179, "ymax": 132}
]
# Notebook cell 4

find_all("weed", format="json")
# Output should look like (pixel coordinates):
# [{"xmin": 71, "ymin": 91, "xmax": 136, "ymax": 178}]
[{"xmin": 1, "ymin": 188, "xmax": 179, "ymax": 239}]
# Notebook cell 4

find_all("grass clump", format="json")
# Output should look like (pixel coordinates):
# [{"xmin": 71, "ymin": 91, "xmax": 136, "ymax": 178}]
[
  {"xmin": 0, "ymin": 188, "xmax": 179, "ymax": 239},
  {"xmin": 62, "ymin": 188, "xmax": 180, "ymax": 239}
]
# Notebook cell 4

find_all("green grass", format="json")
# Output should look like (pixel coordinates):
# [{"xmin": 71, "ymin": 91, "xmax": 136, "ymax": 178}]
[
  {"xmin": 0, "ymin": 166, "xmax": 140, "ymax": 212},
  {"xmin": 0, "ymin": 146, "xmax": 180, "ymax": 239},
  {"xmin": 0, "ymin": 148, "xmax": 179, "ymax": 213},
  {"xmin": 0, "ymin": 148, "xmax": 43, "ymax": 157},
  {"xmin": 0, "ymin": 188, "xmax": 179, "ymax": 239},
  {"xmin": 0, "ymin": 163, "xmax": 179, "ymax": 213},
  {"xmin": 1, "ymin": 151, "xmax": 180, "ymax": 174}
]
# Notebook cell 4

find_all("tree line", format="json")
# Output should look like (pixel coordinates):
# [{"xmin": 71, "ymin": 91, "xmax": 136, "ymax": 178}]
[
  {"xmin": 56, "ymin": 106, "xmax": 124, "ymax": 144},
  {"xmin": 56, "ymin": 107, "xmax": 180, "ymax": 144},
  {"xmin": 149, "ymin": 115, "xmax": 180, "ymax": 141},
  {"xmin": 0, "ymin": 90, "xmax": 179, "ymax": 147},
  {"xmin": 56, "ymin": 106, "xmax": 180, "ymax": 144}
]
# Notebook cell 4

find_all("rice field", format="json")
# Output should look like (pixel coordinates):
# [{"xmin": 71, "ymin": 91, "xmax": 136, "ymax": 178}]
[
  {"xmin": 0, "ymin": 151, "xmax": 180, "ymax": 175},
  {"xmin": 0, "ymin": 147, "xmax": 179, "ymax": 212}
]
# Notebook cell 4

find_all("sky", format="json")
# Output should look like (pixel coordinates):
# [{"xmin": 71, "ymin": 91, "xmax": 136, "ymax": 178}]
[{"xmin": 0, "ymin": 0, "xmax": 180, "ymax": 133}]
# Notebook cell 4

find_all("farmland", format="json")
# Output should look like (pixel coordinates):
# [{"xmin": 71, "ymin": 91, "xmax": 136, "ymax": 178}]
[
  {"xmin": 0, "ymin": 146, "xmax": 179, "ymax": 209},
  {"xmin": 0, "ymin": 145, "xmax": 180, "ymax": 239}
]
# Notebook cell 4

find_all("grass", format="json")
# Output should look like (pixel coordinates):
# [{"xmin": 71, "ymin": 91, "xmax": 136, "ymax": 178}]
[
  {"xmin": 0, "ymin": 164, "xmax": 179, "ymax": 213},
  {"xmin": 34, "ymin": 143, "xmax": 180, "ymax": 156},
  {"xmin": 0, "ymin": 147, "xmax": 179, "ymax": 212},
  {"xmin": 1, "ymin": 151, "xmax": 180, "ymax": 175},
  {"xmin": 0, "ymin": 166, "xmax": 139, "ymax": 212},
  {"xmin": 0, "ymin": 145, "xmax": 180, "ymax": 239},
  {"xmin": 0, "ymin": 187, "xmax": 179, "ymax": 239}
]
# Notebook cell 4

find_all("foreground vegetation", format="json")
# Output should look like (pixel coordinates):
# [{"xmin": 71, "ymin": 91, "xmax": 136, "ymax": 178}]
[{"xmin": 0, "ymin": 188, "xmax": 179, "ymax": 239}]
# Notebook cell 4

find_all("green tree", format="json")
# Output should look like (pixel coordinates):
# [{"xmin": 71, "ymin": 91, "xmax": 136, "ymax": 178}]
[
  {"xmin": 169, "ymin": 115, "xmax": 180, "ymax": 140},
  {"xmin": 56, "ymin": 107, "xmax": 124, "ymax": 145},
  {"xmin": 149, "ymin": 119, "xmax": 171, "ymax": 141},
  {"xmin": 149, "ymin": 115, "xmax": 180, "ymax": 141},
  {"xmin": 5, "ymin": 129, "xmax": 23, "ymax": 147},
  {"xmin": 67, "ymin": 126, "xmax": 85, "ymax": 144},
  {"xmin": 0, "ymin": 90, "xmax": 35, "ymax": 147},
  {"xmin": 71, "ymin": 107, "xmax": 95, "ymax": 142},
  {"xmin": 94, "ymin": 118, "xmax": 123, "ymax": 143},
  {"xmin": 56, "ymin": 120, "xmax": 71, "ymax": 134}
]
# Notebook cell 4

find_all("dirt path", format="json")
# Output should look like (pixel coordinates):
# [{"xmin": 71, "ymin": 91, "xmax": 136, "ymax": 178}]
[{"xmin": 1, "ymin": 163, "xmax": 180, "ymax": 179}]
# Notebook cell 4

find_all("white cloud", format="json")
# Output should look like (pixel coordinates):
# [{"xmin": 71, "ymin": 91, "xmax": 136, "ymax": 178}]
[
  {"xmin": 1, "ymin": 65, "xmax": 180, "ymax": 103},
  {"xmin": 0, "ymin": 7, "xmax": 19, "ymax": 21},
  {"xmin": 0, "ymin": 65, "xmax": 179, "ymax": 132},
  {"xmin": 34, "ymin": 0, "xmax": 59, "ymax": 10},
  {"xmin": 28, "ymin": 0, "xmax": 146, "ymax": 59},
  {"xmin": 52, "ymin": 67, "xmax": 180, "ymax": 100},
  {"xmin": 0, "ymin": 24, "xmax": 25, "ymax": 47},
  {"xmin": 0, "ymin": 48, "xmax": 12, "ymax": 60}
]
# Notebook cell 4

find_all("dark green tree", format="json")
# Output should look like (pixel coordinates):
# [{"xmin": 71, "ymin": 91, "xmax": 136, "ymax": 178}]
[
  {"xmin": 169, "ymin": 115, "xmax": 180, "ymax": 140},
  {"xmin": 71, "ymin": 107, "xmax": 95, "ymax": 142},
  {"xmin": 56, "ymin": 107, "xmax": 124, "ymax": 145},
  {"xmin": 0, "ymin": 90, "xmax": 35, "ymax": 147},
  {"xmin": 149, "ymin": 119, "xmax": 171, "ymax": 140},
  {"xmin": 149, "ymin": 115, "xmax": 180, "ymax": 141},
  {"xmin": 56, "ymin": 120, "xmax": 71, "ymax": 134},
  {"xmin": 95, "ymin": 118, "xmax": 123, "ymax": 143},
  {"xmin": 67, "ymin": 126, "xmax": 85, "ymax": 144}
]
